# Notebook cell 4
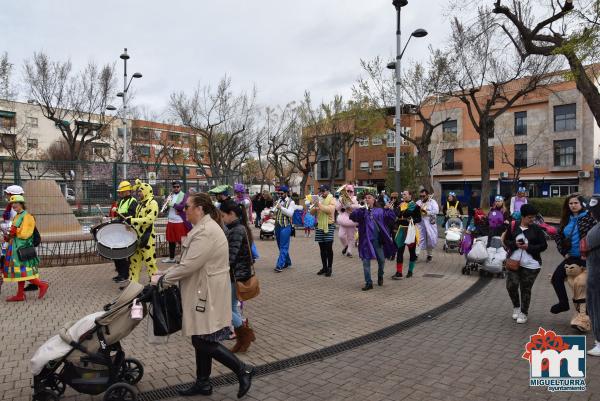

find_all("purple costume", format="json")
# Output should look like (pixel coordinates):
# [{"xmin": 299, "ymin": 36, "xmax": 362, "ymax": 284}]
[{"xmin": 350, "ymin": 207, "xmax": 397, "ymax": 260}]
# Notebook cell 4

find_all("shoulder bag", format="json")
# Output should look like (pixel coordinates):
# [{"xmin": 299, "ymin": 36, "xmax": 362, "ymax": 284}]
[
  {"xmin": 236, "ymin": 234, "xmax": 260, "ymax": 301},
  {"xmin": 150, "ymin": 276, "xmax": 183, "ymax": 336},
  {"xmin": 505, "ymin": 222, "xmax": 522, "ymax": 271}
]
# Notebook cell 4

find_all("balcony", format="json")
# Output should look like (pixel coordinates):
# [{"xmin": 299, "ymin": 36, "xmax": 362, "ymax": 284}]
[{"xmin": 442, "ymin": 161, "xmax": 463, "ymax": 171}]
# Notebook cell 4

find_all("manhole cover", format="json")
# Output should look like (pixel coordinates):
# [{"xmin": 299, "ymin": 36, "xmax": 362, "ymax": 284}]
[{"xmin": 422, "ymin": 273, "xmax": 445, "ymax": 278}]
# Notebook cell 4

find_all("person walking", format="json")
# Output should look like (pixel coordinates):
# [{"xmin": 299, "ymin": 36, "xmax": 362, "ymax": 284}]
[
  {"xmin": 350, "ymin": 191, "xmax": 397, "ymax": 290},
  {"xmin": 442, "ymin": 192, "xmax": 463, "ymax": 228},
  {"xmin": 487, "ymin": 196, "xmax": 511, "ymax": 241},
  {"xmin": 162, "ymin": 181, "xmax": 188, "ymax": 264},
  {"xmin": 125, "ymin": 179, "xmax": 159, "ymax": 283},
  {"xmin": 234, "ymin": 184, "xmax": 253, "ymax": 226},
  {"xmin": 550, "ymin": 194, "xmax": 596, "ymax": 314},
  {"xmin": 161, "ymin": 193, "xmax": 254, "ymax": 398},
  {"xmin": 2, "ymin": 186, "xmax": 22, "ymax": 289},
  {"xmin": 416, "ymin": 189, "xmax": 439, "ymax": 263},
  {"xmin": 465, "ymin": 191, "xmax": 480, "ymax": 228},
  {"xmin": 252, "ymin": 193, "xmax": 265, "ymax": 228},
  {"xmin": 584, "ymin": 194, "xmax": 600, "ymax": 356},
  {"xmin": 311, "ymin": 185, "xmax": 336, "ymax": 277},
  {"xmin": 3, "ymin": 195, "xmax": 49, "ymax": 302},
  {"xmin": 503, "ymin": 204, "xmax": 548, "ymax": 324},
  {"xmin": 392, "ymin": 190, "xmax": 422, "ymax": 279},
  {"xmin": 336, "ymin": 184, "xmax": 359, "ymax": 258},
  {"xmin": 219, "ymin": 199, "xmax": 257, "ymax": 353},
  {"xmin": 274, "ymin": 186, "xmax": 295, "ymax": 272},
  {"xmin": 509, "ymin": 187, "xmax": 529, "ymax": 219},
  {"xmin": 111, "ymin": 181, "xmax": 138, "ymax": 283}
]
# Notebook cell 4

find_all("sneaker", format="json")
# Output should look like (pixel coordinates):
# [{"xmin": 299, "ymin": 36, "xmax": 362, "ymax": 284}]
[
  {"xmin": 112, "ymin": 275, "xmax": 121, "ymax": 282},
  {"xmin": 346, "ymin": 253, "xmax": 353, "ymax": 258},
  {"xmin": 114, "ymin": 276, "xmax": 128, "ymax": 284},
  {"xmin": 391, "ymin": 272, "xmax": 403, "ymax": 280},
  {"xmin": 588, "ymin": 342, "xmax": 600, "ymax": 357},
  {"xmin": 516, "ymin": 312, "xmax": 528, "ymax": 324},
  {"xmin": 512, "ymin": 308, "xmax": 520, "ymax": 320},
  {"xmin": 406, "ymin": 271, "xmax": 413, "ymax": 278},
  {"xmin": 377, "ymin": 276, "xmax": 383, "ymax": 286},
  {"xmin": 426, "ymin": 255, "xmax": 432, "ymax": 263},
  {"xmin": 274, "ymin": 267, "xmax": 283, "ymax": 273},
  {"xmin": 361, "ymin": 283, "xmax": 373, "ymax": 291},
  {"xmin": 317, "ymin": 269, "xmax": 326, "ymax": 275},
  {"xmin": 342, "ymin": 246, "xmax": 348, "ymax": 255},
  {"xmin": 161, "ymin": 258, "xmax": 177, "ymax": 263}
]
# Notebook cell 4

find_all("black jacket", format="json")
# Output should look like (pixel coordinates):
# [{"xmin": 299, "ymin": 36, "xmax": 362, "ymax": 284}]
[
  {"xmin": 393, "ymin": 201, "xmax": 422, "ymax": 232},
  {"xmin": 225, "ymin": 220, "xmax": 253, "ymax": 282},
  {"xmin": 503, "ymin": 222, "xmax": 548, "ymax": 264}
]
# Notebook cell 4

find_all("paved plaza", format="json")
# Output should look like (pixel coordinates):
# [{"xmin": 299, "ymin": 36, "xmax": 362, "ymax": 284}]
[{"xmin": 0, "ymin": 228, "xmax": 598, "ymax": 400}]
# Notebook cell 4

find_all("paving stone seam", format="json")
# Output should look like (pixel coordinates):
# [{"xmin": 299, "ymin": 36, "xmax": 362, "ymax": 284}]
[{"xmin": 137, "ymin": 276, "xmax": 491, "ymax": 401}]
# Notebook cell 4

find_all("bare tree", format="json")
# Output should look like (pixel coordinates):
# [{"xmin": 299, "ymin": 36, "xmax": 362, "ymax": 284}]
[
  {"xmin": 170, "ymin": 76, "xmax": 256, "ymax": 185},
  {"xmin": 493, "ymin": 0, "xmax": 600, "ymax": 126},
  {"xmin": 23, "ymin": 52, "xmax": 117, "ymax": 198},
  {"xmin": 442, "ymin": 9, "xmax": 557, "ymax": 204},
  {"xmin": 352, "ymin": 52, "xmax": 453, "ymax": 193}
]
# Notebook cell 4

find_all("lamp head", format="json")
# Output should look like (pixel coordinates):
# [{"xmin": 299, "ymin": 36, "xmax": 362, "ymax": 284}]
[
  {"xmin": 132, "ymin": 72, "xmax": 142, "ymax": 78},
  {"xmin": 392, "ymin": 0, "xmax": 408, "ymax": 8},
  {"xmin": 106, "ymin": 105, "xmax": 117, "ymax": 111},
  {"xmin": 120, "ymin": 48, "xmax": 130, "ymax": 60},
  {"xmin": 411, "ymin": 29, "xmax": 428, "ymax": 38},
  {"xmin": 116, "ymin": 92, "xmax": 124, "ymax": 98}
]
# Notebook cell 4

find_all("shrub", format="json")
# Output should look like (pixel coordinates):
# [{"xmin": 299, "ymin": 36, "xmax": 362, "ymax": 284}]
[{"xmin": 528, "ymin": 197, "xmax": 565, "ymax": 218}]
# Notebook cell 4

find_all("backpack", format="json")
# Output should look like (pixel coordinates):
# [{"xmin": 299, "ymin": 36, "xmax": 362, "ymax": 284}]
[{"xmin": 488, "ymin": 209, "xmax": 505, "ymax": 229}]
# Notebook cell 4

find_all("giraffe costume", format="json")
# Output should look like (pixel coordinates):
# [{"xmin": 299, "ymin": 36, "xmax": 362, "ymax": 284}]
[{"xmin": 127, "ymin": 179, "xmax": 159, "ymax": 282}]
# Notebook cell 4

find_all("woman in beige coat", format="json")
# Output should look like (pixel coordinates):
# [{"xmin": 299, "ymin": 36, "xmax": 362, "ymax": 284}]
[{"xmin": 161, "ymin": 193, "xmax": 254, "ymax": 398}]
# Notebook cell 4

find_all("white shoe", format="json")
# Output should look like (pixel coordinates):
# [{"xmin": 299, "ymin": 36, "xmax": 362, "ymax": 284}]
[
  {"xmin": 512, "ymin": 308, "xmax": 520, "ymax": 320},
  {"xmin": 161, "ymin": 258, "xmax": 176, "ymax": 263},
  {"xmin": 516, "ymin": 312, "xmax": 528, "ymax": 324},
  {"xmin": 588, "ymin": 342, "xmax": 600, "ymax": 357}
]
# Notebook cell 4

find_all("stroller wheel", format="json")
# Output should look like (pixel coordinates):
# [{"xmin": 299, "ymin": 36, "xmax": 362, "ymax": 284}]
[
  {"xmin": 33, "ymin": 390, "xmax": 59, "ymax": 401},
  {"xmin": 119, "ymin": 357, "xmax": 144, "ymax": 385},
  {"xmin": 45, "ymin": 374, "xmax": 66, "ymax": 395},
  {"xmin": 104, "ymin": 382, "xmax": 137, "ymax": 401}
]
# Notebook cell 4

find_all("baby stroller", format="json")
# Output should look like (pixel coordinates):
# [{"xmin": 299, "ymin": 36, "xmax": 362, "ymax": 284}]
[
  {"xmin": 31, "ymin": 282, "xmax": 149, "ymax": 401},
  {"xmin": 443, "ymin": 217, "xmax": 464, "ymax": 252},
  {"xmin": 259, "ymin": 208, "xmax": 276, "ymax": 240},
  {"xmin": 481, "ymin": 236, "xmax": 507, "ymax": 278},
  {"xmin": 461, "ymin": 234, "xmax": 488, "ymax": 275}
]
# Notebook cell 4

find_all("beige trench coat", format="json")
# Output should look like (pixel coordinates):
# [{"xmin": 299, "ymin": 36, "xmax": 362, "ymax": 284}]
[{"xmin": 162, "ymin": 214, "xmax": 232, "ymax": 336}]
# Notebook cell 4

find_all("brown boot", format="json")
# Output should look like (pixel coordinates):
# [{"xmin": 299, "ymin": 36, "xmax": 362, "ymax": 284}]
[
  {"xmin": 237, "ymin": 325, "xmax": 256, "ymax": 353},
  {"xmin": 230, "ymin": 326, "xmax": 244, "ymax": 353}
]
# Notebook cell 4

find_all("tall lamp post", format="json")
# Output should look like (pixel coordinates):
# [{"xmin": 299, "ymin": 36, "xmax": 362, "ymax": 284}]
[
  {"xmin": 388, "ymin": 0, "xmax": 427, "ymax": 193},
  {"xmin": 107, "ymin": 48, "xmax": 142, "ymax": 180}
]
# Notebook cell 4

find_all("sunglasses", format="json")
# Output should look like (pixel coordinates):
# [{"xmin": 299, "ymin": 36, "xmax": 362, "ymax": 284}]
[
  {"xmin": 173, "ymin": 186, "xmax": 180, "ymax": 188},
  {"xmin": 277, "ymin": 192, "xmax": 284, "ymax": 196}
]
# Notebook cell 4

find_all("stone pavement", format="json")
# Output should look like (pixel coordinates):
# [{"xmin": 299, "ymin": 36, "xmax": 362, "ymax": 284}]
[
  {"xmin": 0, "ymin": 227, "xmax": 476, "ymax": 400},
  {"xmin": 165, "ymin": 248, "xmax": 600, "ymax": 401}
]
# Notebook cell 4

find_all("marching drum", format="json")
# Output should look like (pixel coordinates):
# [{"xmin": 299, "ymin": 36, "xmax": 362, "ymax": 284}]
[{"xmin": 92, "ymin": 221, "xmax": 138, "ymax": 260}]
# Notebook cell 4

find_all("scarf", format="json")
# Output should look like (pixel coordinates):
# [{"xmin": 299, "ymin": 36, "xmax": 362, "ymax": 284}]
[{"xmin": 317, "ymin": 194, "xmax": 334, "ymax": 233}]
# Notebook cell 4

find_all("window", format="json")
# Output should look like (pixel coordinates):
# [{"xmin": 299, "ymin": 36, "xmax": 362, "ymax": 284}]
[
  {"xmin": 400, "ymin": 127, "xmax": 411, "ymax": 144},
  {"xmin": 26, "ymin": 117, "xmax": 38, "ymax": 128},
  {"xmin": 136, "ymin": 145, "xmax": 151, "ymax": 156},
  {"xmin": 319, "ymin": 160, "xmax": 329, "ymax": 179},
  {"xmin": 514, "ymin": 111, "xmax": 527, "ymax": 136},
  {"xmin": 168, "ymin": 133, "xmax": 181, "ymax": 141},
  {"xmin": 387, "ymin": 130, "xmax": 395, "ymax": 147},
  {"xmin": 133, "ymin": 129, "xmax": 150, "ymax": 140},
  {"xmin": 184, "ymin": 167, "xmax": 190, "ymax": 175},
  {"xmin": 488, "ymin": 146, "xmax": 494, "ymax": 169},
  {"xmin": 554, "ymin": 139, "xmax": 576, "ymax": 167},
  {"xmin": 554, "ymin": 104, "xmax": 576, "ymax": 132},
  {"xmin": 0, "ymin": 134, "xmax": 15, "ymax": 150},
  {"xmin": 360, "ymin": 161, "xmax": 370, "ymax": 171},
  {"xmin": 387, "ymin": 153, "xmax": 395, "ymax": 170},
  {"xmin": 117, "ymin": 127, "xmax": 125, "ymax": 138},
  {"xmin": 515, "ymin": 144, "xmax": 527, "ymax": 168},
  {"xmin": 347, "ymin": 158, "xmax": 352, "ymax": 170},
  {"xmin": 196, "ymin": 168, "xmax": 203, "ymax": 176},
  {"xmin": 27, "ymin": 138, "xmax": 38, "ymax": 149},
  {"xmin": 93, "ymin": 146, "xmax": 108, "ymax": 157},
  {"xmin": 168, "ymin": 166, "xmax": 179, "ymax": 175},
  {"xmin": 357, "ymin": 137, "xmax": 369, "ymax": 147},
  {"xmin": 195, "ymin": 151, "xmax": 204, "ymax": 160},
  {"xmin": 373, "ymin": 160, "xmax": 383, "ymax": 170},
  {"xmin": 0, "ymin": 116, "xmax": 15, "ymax": 128},
  {"xmin": 371, "ymin": 136, "xmax": 383, "ymax": 146},
  {"xmin": 442, "ymin": 120, "xmax": 458, "ymax": 141},
  {"xmin": 442, "ymin": 149, "xmax": 461, "ymax": 170}
]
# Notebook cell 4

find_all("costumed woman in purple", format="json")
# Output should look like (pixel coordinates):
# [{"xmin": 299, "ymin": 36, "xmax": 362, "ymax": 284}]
[
  {"xmin": 510, "ymin": 187, "xmax": 528, "ymax": 219},
  {"xmin": 234, "ymin": 184, "xmax": 253, "ymax": 226}
]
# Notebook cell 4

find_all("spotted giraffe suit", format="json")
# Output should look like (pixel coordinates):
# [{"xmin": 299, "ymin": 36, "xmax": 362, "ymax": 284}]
[{"xmin": 127, "ymin": 179, "xmax": 159, "ymax": 283}]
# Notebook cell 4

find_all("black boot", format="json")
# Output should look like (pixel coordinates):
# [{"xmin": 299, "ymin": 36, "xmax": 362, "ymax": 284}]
[
  {"xmin": 206, "ymin": 342, "xmax": 254, "ymax": 398},
  {"xmin": 177, "ymin": 379, "xmax": 213, "ymax": 396},
  {"xmin": 182, "ymin": 337, "xmax": 213, "ymax": 396}
]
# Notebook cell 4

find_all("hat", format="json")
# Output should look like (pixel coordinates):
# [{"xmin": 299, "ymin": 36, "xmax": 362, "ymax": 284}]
[
  {"xmin": 279, "ymin": 185, "xmax": 289, "ymax": 193},
  {"xmin": 117, "ymin": 181, "xmax": 132, "ymax": 192},
  {"xmin": 520, "ymin": 203, "xmax": 538, "ymax": 217},
  {"xmin": 172, "ymin": 180, "xmax": 181, "ymax": 186},
  {"xmin": 319, "ymin": 184, "xmax": 330, "ymax": 192},
  {"xmin": 518, "ymin": 187, "xmax": 527, "ymax": 193},
  {"xmin": 495, "ymin": 195, "xmax": 504, "ymax": 202},
  {"xmin": 234, "ymin": 183, "xmax": 245, "ymax": 193},
  {"xmin": 208, "ymin": 185, "xmax": 231, "ymax": 195},
  {"xmin": 4, "ymin": 185, "xmax": 24, "ymax": 195},
  {"xmin": 448, "ymin": 192, "xmax": 456, "ymax": 197},
  {"xmin": 9, "ymin": 195, "xmax": 25, "ymax": 203}
]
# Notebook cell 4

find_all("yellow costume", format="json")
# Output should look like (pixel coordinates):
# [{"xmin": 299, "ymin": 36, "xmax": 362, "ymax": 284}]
[{"xmin": 128, "ymin": 179, "xmax": 159, "ymax": 282}]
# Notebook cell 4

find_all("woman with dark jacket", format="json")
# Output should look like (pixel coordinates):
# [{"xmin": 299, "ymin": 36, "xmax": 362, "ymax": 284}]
[
  {"xmin": 219, "ymin": 200, "xmax": 256, "ymax": 353},
  {"xmin": 391, "ymin": 190, "xmax": 422, "ymax": 280},
  {"xmin": 551, "ymin": 194, "xmax": 596, "ymax": 314},
  {"xmin": 503, "ymin": 204, "xmax": 548, "ymax": 324}
]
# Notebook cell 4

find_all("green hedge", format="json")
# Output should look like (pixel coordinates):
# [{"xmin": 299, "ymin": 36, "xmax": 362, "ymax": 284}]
[{"xmin": 528, "ymin": 197, "xmax": 565, "ymax": 218}]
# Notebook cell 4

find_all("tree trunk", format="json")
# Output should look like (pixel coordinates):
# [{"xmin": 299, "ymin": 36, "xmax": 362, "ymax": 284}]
[
  {"xmin": 479, "ymin": 129, "xmax": 491, "ymax": 208},
  {"xmin": 565, "ymin": 53, "xmax": 600, "ymax": 128},
  {"xmin": 328, "ymin": 160, "xmax": 336, "ymax": 189},
  {"xmin": 74, "ymin": 163, "xmax": 85, "ymax": 211},
  {"xmin": 299, "ymin": 173, "xmax": 309, "ymax": 198}
]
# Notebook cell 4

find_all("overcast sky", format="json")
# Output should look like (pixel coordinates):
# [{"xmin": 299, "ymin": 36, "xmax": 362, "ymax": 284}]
[{"xmin": 1, "ymin": 0, "xmax": 452, "ymax": 116}]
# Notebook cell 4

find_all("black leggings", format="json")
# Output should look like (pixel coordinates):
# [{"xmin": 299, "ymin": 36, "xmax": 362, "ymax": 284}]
[
  {"xmin": 318, "ymin": 241, "xmax": 334, "ymax": 272},
  {"xmin": 396, "ymin": 244, "xmax": 417, "ymax": 264},
  {"xmin": 191, "ymin": 336, "xmax": 243, "ymax": 380},
  {"xmin": 552, "ymin": 258, "xmax": 586, "ymax": 306},
  {"xmin": 168, "ymin": 242, "xmax": 177, "ymax": 259}
]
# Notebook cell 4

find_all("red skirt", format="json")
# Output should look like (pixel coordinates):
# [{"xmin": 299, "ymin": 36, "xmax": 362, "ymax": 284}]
[{"xmin": 166, "ymin": 222, "xmax": 188, "ymax": 243}]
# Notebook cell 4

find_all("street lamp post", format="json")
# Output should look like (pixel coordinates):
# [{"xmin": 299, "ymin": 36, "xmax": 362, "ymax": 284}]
[
  {"xmin": 107, "ymin": 48, "xmax": 142, "ymax": 180},
  {"xmin": 390, "ymin": 0, "xmax": 427, "ymax": 193}
]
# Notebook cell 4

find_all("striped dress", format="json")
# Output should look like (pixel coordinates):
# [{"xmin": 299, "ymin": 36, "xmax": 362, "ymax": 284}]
[
  {"xmin": 314, "ymin": 195, "xmax": 336, "ymax": 243},
  {"xmin": 315, "ymin": 223, "xmax": 336, "ymax": 243}
]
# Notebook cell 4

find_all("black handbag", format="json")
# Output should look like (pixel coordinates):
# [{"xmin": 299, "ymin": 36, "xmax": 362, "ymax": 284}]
[
  {"xmin": 17, "ymin": 246, "xmax": 37, "ymax": 261},
  {"xmin": 150, "ymin": 276, "xmax": 183, "ymax": 336}
]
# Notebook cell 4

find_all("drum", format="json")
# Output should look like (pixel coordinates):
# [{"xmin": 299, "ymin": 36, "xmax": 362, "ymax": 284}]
[{"xmin": 92, "ymin": 221, "xmax": 138, "ymax": 260}]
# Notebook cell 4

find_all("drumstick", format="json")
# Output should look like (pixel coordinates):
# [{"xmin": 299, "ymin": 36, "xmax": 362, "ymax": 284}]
[{"xmin": 96, "ymin": 204, "xmax": 106, "ymax": 218}]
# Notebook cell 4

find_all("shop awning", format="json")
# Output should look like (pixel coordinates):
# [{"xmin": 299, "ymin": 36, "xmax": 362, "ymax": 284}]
[{"xmin": 0, "ymin": 110, "xmax": 16, "ymax": 118}]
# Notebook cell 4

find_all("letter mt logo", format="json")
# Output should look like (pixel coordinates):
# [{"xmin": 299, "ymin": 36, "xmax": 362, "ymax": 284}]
[{"xmin": 522, "ymin": 327, "xmax": 586, "ymax": 392}]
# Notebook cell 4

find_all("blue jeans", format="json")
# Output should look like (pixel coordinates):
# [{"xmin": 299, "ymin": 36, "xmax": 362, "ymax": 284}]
[
  {"xmin": 362, "ymin": 240, "xmax": 385, "ymax": 285},
  {"xmin": 275, "ymin": 224, "xmax": 292, "ymax": 268},
  {"xmin": 231, "ymin": 282, "xmax": 243, "ymax": 328}
]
